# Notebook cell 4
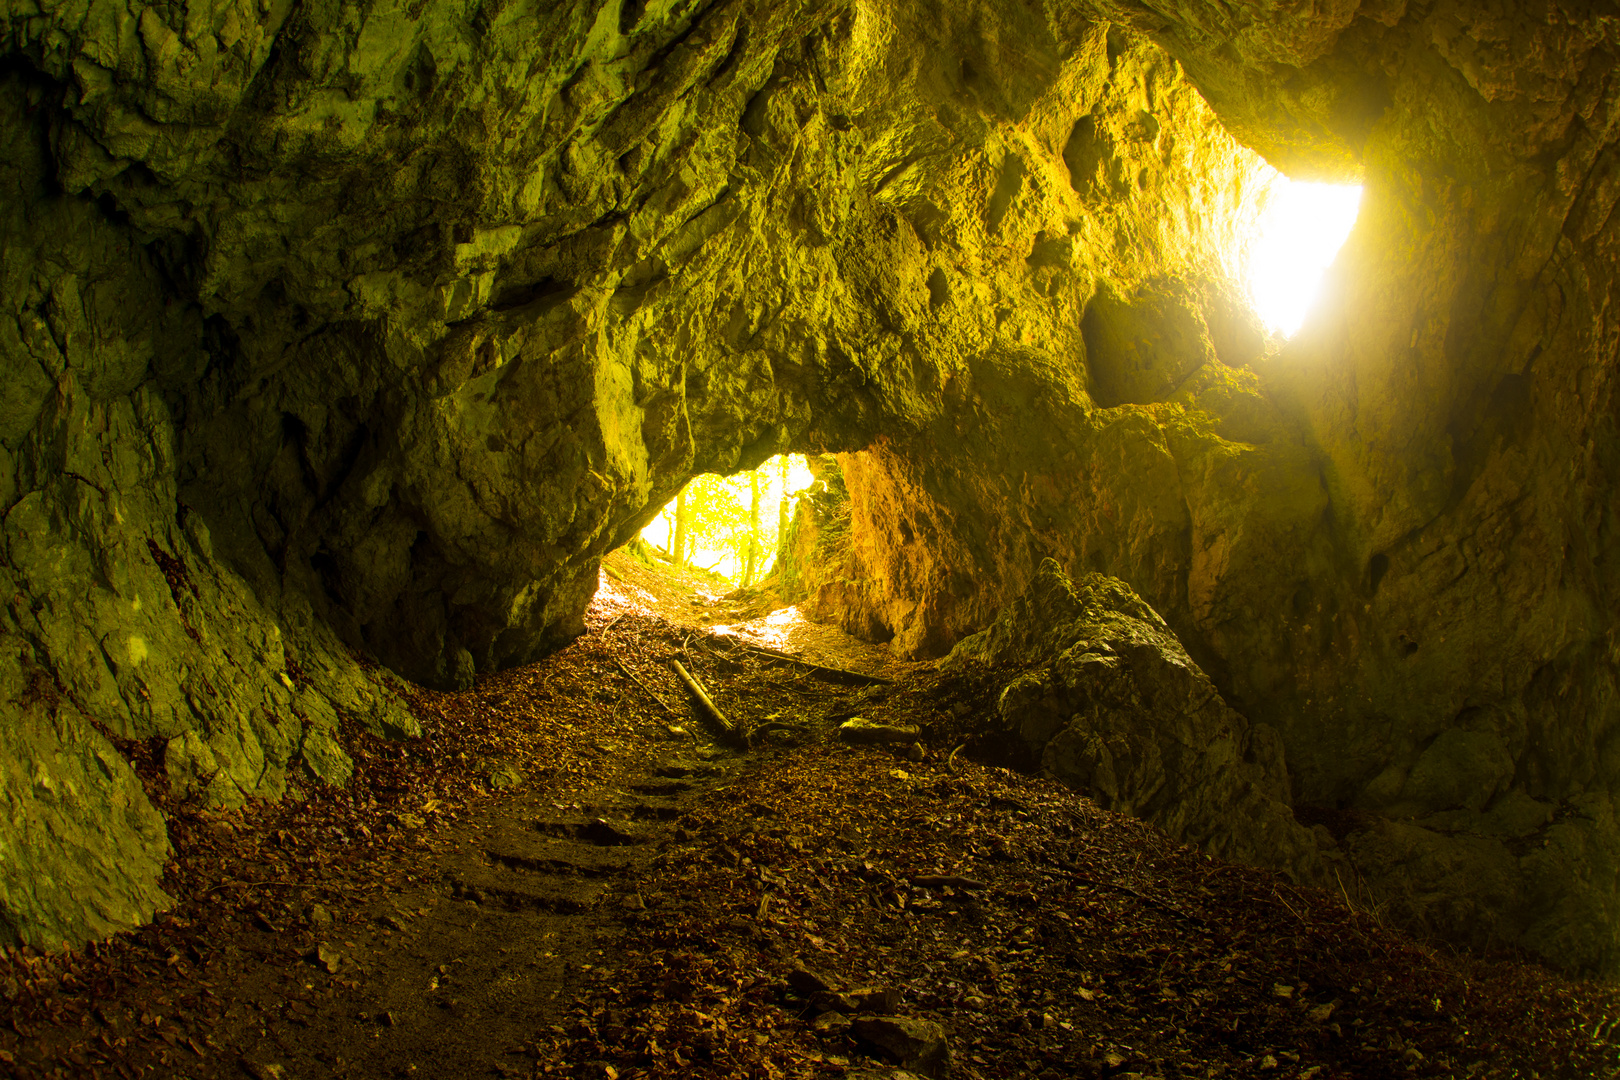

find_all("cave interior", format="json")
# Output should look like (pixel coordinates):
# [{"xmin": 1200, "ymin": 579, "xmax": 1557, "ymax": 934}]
[{"xmin": 3, "ymin": 0, "xmax": 1620, "ymax": 1071}]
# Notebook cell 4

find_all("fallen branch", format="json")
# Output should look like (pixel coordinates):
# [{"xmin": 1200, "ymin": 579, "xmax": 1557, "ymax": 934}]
[
  {"xmin": 206, "ymin": 879, "xmax": 320, "ymax": 895},
  {"xmin": 615, "ymin": 658, "xmax": 677, "ymax": 716},
  {"xmin": 1073, "ymin": 874, "xmax": 1208, "ymax": 927},
  {"xmin": 670, "ymin": 659, "xmax": 744, "ymax": 742},
  {"xmin": 910, "ymin": 874, "xmax": 988, "ymax": 891},
  {"xmin": 732, "ymin": 642, "xmax": 892, "ymax": 685}
]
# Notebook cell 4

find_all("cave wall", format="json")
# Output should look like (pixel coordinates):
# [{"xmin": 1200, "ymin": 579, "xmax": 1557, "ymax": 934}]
[
  {"xmin": 0, "ymin": 0, "xmax": 1271, "ymax": 950},
  {"xmin": 832, "ymin": 3, "xmax": 1620, "ymax": 972},
  {"xmin": 3, "ymin": 0, "xmax": 1618, "ymax": 975}
]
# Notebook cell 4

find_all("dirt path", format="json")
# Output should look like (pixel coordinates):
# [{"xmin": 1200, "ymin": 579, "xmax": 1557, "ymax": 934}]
[
  {"xmin": 215, "ymin": 743, "xmax": 751, "ymax": 1079},
  {"xmin": 4, "ymin": 555, "xmax": 1619, "ymax": 1079}
]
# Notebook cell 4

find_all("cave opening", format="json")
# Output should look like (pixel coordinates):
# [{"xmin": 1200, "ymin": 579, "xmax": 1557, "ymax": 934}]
[
  {"xmin": 1243, "ymin": 174, "xmax": 1364, "ymax": 336},
  {"xmin": 632, "ymin": 453, "xmax": 816, "ymax": 586}
]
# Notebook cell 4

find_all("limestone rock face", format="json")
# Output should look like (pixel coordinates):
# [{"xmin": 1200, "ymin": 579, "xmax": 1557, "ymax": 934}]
[
  {"xmin": 0, "ymin": 679, "xmax": 171, "ymax": 949},
  {"xmin": 814, "ymin": 5, "xmax": 1620, "ymax": 973},
  {"xmin": 955, "ymin": 560, "xmax": 1321, "ymax": 881}
]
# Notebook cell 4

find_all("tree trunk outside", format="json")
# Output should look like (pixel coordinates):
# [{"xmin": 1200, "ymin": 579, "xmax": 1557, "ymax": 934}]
[
  {"xmin": 743, "ymin": 471, "xmax": 762, "ymax": 587},
  {"xmin": 673, "ymin": 489, "xmax": 688, "ymax": 566},
  {"xmin": 777, "ymin": 456, "xmax": 790, "ymax": 560}
]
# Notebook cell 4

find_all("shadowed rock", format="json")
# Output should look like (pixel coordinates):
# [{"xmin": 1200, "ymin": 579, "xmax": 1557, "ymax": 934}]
[{"xmin": 954, "ymin": 559, "xmax": 1322, "ymax": 882}]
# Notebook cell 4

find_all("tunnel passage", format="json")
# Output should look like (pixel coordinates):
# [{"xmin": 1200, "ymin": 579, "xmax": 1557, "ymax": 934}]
[{"xmin": 0, "ymin": 0, "xmax": 1618, "ymax": 981}]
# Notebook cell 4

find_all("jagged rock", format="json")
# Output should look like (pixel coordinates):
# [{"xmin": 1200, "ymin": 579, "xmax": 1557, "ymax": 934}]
[
  {"xmin": 0, "ymin": 691, "xmax": 172, "ymax": 949},
  {"xmin": 850, "ymin": 1015, "xmax": 951, "ymax": 1077},
  {"xmin": 954, "ymin": 559, "xmax": 1321, "ymax": 882},
  {"xmin": 787, "ymin": 965, "xmax": 835, "ymax": 995}
]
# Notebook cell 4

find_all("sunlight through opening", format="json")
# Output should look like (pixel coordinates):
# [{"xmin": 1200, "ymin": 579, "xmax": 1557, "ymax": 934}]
[
  {"xmin": 1245, "ymin": 178, "xmax": 1363, "ymax": 337},
  {"xmin": 639, "ymin": 454, "xmax": 817, "ymax": 584}
]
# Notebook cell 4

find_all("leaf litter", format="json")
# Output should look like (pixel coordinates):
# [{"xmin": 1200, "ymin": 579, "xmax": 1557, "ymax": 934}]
[{"xmin": 2, "ymin": 550, "xmax": 1617, "ymax": 1079}]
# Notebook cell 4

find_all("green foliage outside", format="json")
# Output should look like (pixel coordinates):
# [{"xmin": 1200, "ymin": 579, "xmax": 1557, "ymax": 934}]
[{"xmin": 641, "ymin": 454, "xmax": 814, "ymax": 586}]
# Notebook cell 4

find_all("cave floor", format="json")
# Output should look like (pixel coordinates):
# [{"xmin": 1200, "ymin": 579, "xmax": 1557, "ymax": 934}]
[{"xmin": 4, "ymin": 556, "xmax": 1618, "ymax": 1079}]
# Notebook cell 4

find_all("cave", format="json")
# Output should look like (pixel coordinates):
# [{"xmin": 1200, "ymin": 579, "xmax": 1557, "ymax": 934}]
[{"xmin": 3, "ymin": 0, "xmax": 1620, "ymax": 1074}]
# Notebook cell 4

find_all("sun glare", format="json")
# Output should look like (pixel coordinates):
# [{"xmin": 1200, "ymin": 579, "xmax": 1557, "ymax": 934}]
[
  {"xmin": 1246, "ymin": 178, "xmax": 1363, "ymax": 337},
  {"xmin": 639, "ymin": 454, "xmax": 817, "ymax": 582}
]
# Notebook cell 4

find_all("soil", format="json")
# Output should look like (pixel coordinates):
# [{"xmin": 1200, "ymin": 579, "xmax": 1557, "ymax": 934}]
[{"xmin": 3, "ymin": 548, "xmax": 1618, "ymax": 1080}]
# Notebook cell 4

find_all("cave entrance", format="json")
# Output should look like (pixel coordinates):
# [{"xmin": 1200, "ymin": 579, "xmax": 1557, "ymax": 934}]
[
  {"xmin": 636, "ymin": 454, "xmax": 816, "ymax": 587},
  {"xmin": 1244, "ymin": 174, "xmax": 1363, "ymax": 336}
]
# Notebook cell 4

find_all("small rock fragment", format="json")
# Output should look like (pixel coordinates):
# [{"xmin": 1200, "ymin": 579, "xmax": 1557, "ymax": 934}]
[
  {"xmin": 812, "ymin": 1010, "xmax": 852, "ymax": 1034},
  {"xmin": 486, "ymin": 762, "xmax": 525, "ymax": 789},
  {"xmin": 313, "ymin": 944, "xmax": 341, "ymax": 974},
  {"xmin": 851, "ymin": 1015, "xmax": 951, "ymax": 1076},
  {"xmin": 788, "ymin": 965, "xmax": 835, "ymax": 995},
  {"xmin": 906, "ymin": 742, "xmax": 926, "ymax": 762},
  {"xmin": 851, "ymin": 986, "xmax": 902, "ymax": 1013},
  {"xmin": 307, "ymin": 904, "xmax": 333, "ymax": 927},
  {"xmin": 1307, "ymin": 1002, "xmax": 1335, "ymax": 1023},
  {"xmin": 240, "ymin": 1060, "xmax": 288, "ymax": 1080},
  {"xmin": 810, "ymin": 989, "xmax": 861, "ymax": 1014}
]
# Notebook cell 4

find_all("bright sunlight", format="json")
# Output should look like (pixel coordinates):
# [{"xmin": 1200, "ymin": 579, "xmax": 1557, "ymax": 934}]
[
  {"xmin": 1245, "ymin": 178, "xmax": 1363, "ymax": 337},
  {"xmin": 639, "ymin": 454, "xmax": 817, "ymax": 585}
]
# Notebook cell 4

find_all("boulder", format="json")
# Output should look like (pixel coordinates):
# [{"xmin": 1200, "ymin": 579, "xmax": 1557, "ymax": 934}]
[
  {"xmin": 850, "ymin": 1015, "xmax": 951, "ymax": 1077},
  {"xmin": 953, "ymin": 559, "xmax": 1321, "ymax": 882}
]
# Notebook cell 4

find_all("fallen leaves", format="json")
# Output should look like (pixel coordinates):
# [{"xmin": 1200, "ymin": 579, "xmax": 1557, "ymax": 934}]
[{"xmin": 3, "ymin": 562, "xmax": 1618, "ymax": 1080}]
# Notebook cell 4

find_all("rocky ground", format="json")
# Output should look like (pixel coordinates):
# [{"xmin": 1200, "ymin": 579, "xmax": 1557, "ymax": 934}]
[{"xmin": 3, "ymin": 552, "xmax": 1618, "ymax": 1080}]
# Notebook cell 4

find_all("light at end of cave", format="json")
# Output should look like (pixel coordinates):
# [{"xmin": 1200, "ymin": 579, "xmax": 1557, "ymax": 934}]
[
  {"xmin": 639, "ymin": 454, "xmax": 816, "ymax": 583},
  {"xmin": 1245, "ymin": 178, "xmax": 1363, "ymax": 337}
]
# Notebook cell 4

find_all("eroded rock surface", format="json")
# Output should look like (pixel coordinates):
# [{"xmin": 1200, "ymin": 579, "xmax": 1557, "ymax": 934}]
[
  {"xmin": 813, "ymin": 4, "xmax": 1620, "ymax": 973},
  {"xmin": 954, "ymin": 559, "xmax": 1320, "ymax": 882}
]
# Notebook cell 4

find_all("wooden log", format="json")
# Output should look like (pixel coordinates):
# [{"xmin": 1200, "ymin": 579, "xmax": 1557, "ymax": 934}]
[
  {"xmin": 670, "ymin": 659, "xmax": 742, "ymax": 741},
  {"xmin": 909, "ymin": 874, "xmax": 989, "ymax": 891},
  {"xmin": 733, "ymin": 642, "xmax": 892, "ymax": 685},
  {"xmin": 615, "ymin": 658, "xmax": 677, "ymax": 716}
]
